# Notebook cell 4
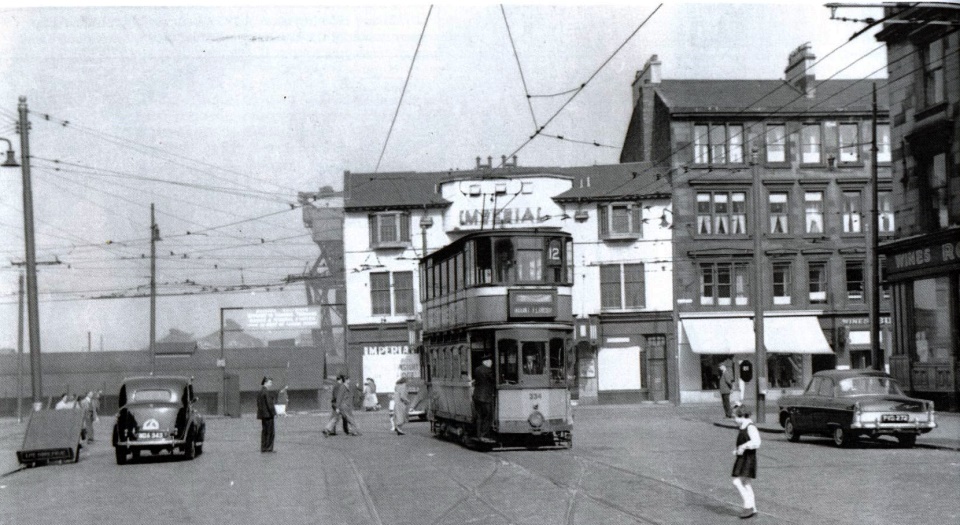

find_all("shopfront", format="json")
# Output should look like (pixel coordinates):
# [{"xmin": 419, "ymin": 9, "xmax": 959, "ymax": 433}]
[
  {"xmin": 678, "ymin": 314, "xmax": 831, "ymax": 403},
  {"xmin": 882, "ymin": 229, "xmax": 960, "ymax": 410}
]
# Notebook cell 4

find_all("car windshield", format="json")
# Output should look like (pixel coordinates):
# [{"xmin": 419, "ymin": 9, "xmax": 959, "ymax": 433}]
[
  {"xmin": 835, "ymin": 377, "xmax": 904, "ymax": 397},
  {"xmin": 129, "ymin": 389, "xmax": 177, "ymax": 403}
]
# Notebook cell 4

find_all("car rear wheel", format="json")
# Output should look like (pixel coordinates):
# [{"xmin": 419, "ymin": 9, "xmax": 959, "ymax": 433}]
[
  {"xmin": 896, "ymin": 433, "xmax": 917, "ymax": 448},
  {"xmin": 115, "ymin": 447, "xmax": 127, "ymax": 465},
  {"xmin": 832, "ymin": 426, "xmax": 852, "ymax": 448},
  {"xmin": 783, "ymin": 417, "xmax": 801, "ymax": 442},
  {"xmin": 131, "ymin": 448, "xmax": 141, "ymax": 462},
  {"xmin": 184, "ymin": 437, "xmax": 197, "ymax": 460}
]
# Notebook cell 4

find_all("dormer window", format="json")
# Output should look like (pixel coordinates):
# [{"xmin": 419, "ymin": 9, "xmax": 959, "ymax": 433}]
[
  {"xmin": 369, "ymin": 212, "xmax": 410, "ymax": 248},
  {"xmin": 598, "ymin": 202, "xmax": 642, "ymax": 239}
]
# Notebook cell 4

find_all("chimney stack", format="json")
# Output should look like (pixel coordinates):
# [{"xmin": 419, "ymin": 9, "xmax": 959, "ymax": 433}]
[
  {"xmin": 631, "ymin": 54, "xmax": 661, "ymax": 107},
  {"xmin": 785, "ymin": 43, "xmax": 816, "ymax": 98}
]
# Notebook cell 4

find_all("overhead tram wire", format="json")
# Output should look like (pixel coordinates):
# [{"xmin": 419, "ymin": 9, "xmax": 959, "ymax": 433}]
[
  {"xmin": 497, "ymin": 3, "xmax": 663, "ymax": 168},
  {"xmin": 501, "ymin": 4, "xmax": 539, "ymax": 131},
  {"xmin": 29, "ymin": 110, "xmax": 305, "ymax": 197},
  {"xmin": 374, "ymin": 5, "xmax": 433, "ymax": 173}
]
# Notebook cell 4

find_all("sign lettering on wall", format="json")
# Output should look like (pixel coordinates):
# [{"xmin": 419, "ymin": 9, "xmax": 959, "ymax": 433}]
[
  {"xmin": 439, "ymin": 177, "xmax": 572, "ymax": 232},
  {"xmin": 244, "ymin": 307, "xmax": 323, "ymax": 330},
  {"xmin": 887, "ymin": 237, "xmax": 960, "ymax": 276},
  {"xmin": 361, "ymin": 344, "xmax": 420, "ymax": 393}
]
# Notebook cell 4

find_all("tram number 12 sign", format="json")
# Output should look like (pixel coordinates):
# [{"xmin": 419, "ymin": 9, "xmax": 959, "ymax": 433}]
[{"xmin": 508, "ymin": 290, "xmax": 556, "ymax": 319}]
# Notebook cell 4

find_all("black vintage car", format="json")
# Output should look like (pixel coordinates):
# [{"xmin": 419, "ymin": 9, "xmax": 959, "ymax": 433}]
[
  {"xmin": 778, "ymin": 370, "xmax": 936, "ymax": 448},
  {"xmin": 113, "ymin": 376, "xmax": 206, "ymax": 464}
]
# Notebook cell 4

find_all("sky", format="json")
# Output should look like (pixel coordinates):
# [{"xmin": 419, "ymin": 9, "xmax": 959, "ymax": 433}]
[{"xmin": 0, "ymin": 2, "xmax": 887, "ymax": 352}]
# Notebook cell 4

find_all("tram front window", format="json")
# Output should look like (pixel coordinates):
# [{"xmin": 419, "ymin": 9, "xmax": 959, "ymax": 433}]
[
  {"xmin": 522, "ymin": 342, "xmax": 545, "ymax": 375},
  {"xmin": 549, "ymin": 338, "xmax": 565, "ymax": 381},
  {"xmin": 498, "ymin": 339, "xmax": 519, "ymax": 383}
]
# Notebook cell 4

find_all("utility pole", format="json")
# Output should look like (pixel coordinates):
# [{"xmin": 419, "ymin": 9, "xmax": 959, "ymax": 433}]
[
  {"xmin": 869, "ymin": 83, "xmax": 883, "ymax": 372},
  {"xmin": 18, "ymin": 96, "xmax": 43, "ymax": 411},
  {"xmin": 751, "ymin": 148, "xmax": 767, "ymax": 423},
  {"xmin": 150, "ymin": 203, "xmax": 159, "ymax": 374},
  {"xmin": 17, "ymin": 273, "xmax": 24, "ymax": 423}
]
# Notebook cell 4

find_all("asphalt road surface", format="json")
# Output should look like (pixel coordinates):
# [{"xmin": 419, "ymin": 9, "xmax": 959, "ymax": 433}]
[{"xmin": 2, "ymin": 404, "xmax": 958, "ymax": 524}]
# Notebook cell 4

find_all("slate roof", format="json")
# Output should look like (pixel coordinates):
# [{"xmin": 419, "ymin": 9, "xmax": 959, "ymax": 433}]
[
  {"xmin": 654, "ymin": 79, "xmax": 888, "ymax": 116},
  {"xmin": 553, "ymin": 162, "xmax": 671, "ymax": 202},
  {"xmin": 344, "ymin": 170, "xmax": 450, "ymax": 210}
]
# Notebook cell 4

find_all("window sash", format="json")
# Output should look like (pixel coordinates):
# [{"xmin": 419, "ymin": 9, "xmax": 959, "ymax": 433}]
[
  {"xmin": 600, "ymin": 264, "xmax": 622, "ymax": 309},
  {"xmin": 769, "ymin": 192, "xmax": 789, "ymax": 233},
  {"xmin": 809, "ymin": 262, "xmax": 827, "ymax": 303},
  {"xmin": 694, "ymin": 125, "xmax": 710, "ymax": 164},
  {"xmin": 838, "ymin": 123, "xmax": 859, "ymax": 163},
  {"xmin": 925, "ymin": 39, "xmax": 946, "ymax": 106},
  {"xmin": 393, "ymin": 271, "xmax": 414, "ymax": 315},
  {"xmin": 700, "ymin": 263, "xmax": 715, "ymax": 305},
  {"xmin": 801, "ymin": 125, "xmax": 822, "ymax": 164},
  {"xmin": 846, "ymin": 261, "xmax": 864, "ymax": 301},
  {"xmin": 842, "ymin": 192, "xmax": 862, "ymax": 233},
  {"xmin": 710, "ymin": 125, "xmax": 727, "ymax": 164},
  {"xmin": 878, "ymin": 192, "xmax": 894, "ymax": 233},
  {"xmin": 772, "ymin": 262, "xmax": 792, "ymax": 305},
  {"xmin": 805, "ymin": 191, "xmax": 824, "ymax": 234},
  {"xmin": 623, "ymin": 263, "xmax": 645, "ymax": 308},
  {"xmin": 729, "ymin": 125, "xmax": 744, "ymax": 163},
  {"xmin": 370, "ymin": 272, "xmax": 391, "ymax": 315},
  {"xmin": 876, "ymin": 124, "xmax": 891, "ymax": 163},
  {"xmin": 766, "ymin": 125, "xmax": 786, "ymax": 163}
]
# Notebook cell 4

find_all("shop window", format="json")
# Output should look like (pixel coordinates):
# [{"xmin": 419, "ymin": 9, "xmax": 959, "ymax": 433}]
[
  {"xmin": 696, "ymin": 191, "xmax": 746, "ymax": 235},
  {"xmin": 700, "ymin": 262, "xmax": 749, "ymax": 306},
  {"xmin": 368, "ymin": 212, "xmax": 410, "ymax": 248},
  {"xmin": 808, "ymin": 261, "xmax": 827, "ymax": 304},
  {"xmin": 801, "ymin": 124, "xmax": 822, "ymax": 164},
  {"xmin": 913, "ymin": 277, "xmax": 952, "ymax": 363},
  {"xmin": 838, "ymin": 123, "xmax": 860, "ymax": 163},
  {"xmin": 845, "ymin": 260, "xmax": 864, "ymax": 302},
  {"xmin": 772, "ymin": 262, "xmax": 792, "ymax": 305},
  {"xmin": 769, "ymin": 192, "xmax": 789, "ymax": 234},
  {"xmin": 804, "ymin": 191, "xmax": 824, "ymax": 234},
  {"xmin": 765, "ymin": 124, "xmax": 787, "ymax": 163},
  {"xmin": 842, "ymin": 191, "xmax": 862, "ymax": 233},
  {"xmin": 767, "ymin": 354, "xmax": 801, "ymax": 388}
]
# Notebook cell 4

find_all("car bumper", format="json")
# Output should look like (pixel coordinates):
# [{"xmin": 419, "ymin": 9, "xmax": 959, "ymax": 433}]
[
  {"xmin": 850, "ymin": 420, "xmax": 937, "ymax": 433},
  {"xmin": 116, "ymin": 436, "xmax": 188, "ymax": 448}
]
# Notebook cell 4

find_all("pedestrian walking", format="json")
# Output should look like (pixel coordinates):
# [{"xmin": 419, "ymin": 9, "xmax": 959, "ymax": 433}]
[
  {"xmin": 392, "ymin": 377, "xmax": 409, "ymax": 435},
  {"xmin": 719, "ymin": 363, "xmax": 735, "ymax": 418},
  {"xmin": 472, "ymin": 355, "xmax": 495, "ymax": 443},
  {"xmin": 257, "ymin": 377, "xmax": 277, "ymax": 452},
  {"xmin": 323, "ymin": 374, "xmax": 360, "ymax": 436},
  {"xmin": 731, "ymin": 404, "xmax": 760, "ymax": 519},
  {"xmin": 363, "ymin": 378, "xmax": 380, "ymax": 411},
  {"xmin": 275, "ymin": 386, "xmax": 289, "ymax": 417},
  {"xmin": 79, "ymin": 391, "xmax": 96, "ymax": 443}
]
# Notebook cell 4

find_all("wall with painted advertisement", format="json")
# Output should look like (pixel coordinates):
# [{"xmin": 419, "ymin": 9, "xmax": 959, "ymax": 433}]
[{"xmin": 362, "ymin": 343, "xmax": 421, "ymax": 394}]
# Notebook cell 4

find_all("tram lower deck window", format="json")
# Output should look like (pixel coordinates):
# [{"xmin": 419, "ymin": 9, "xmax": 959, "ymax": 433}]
[{"xmin": 498, "ymin": 339, "xmax": 519, "ymax": 383}]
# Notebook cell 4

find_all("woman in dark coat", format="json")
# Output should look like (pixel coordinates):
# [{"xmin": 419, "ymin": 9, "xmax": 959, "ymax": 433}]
[
  {"xmin": 392, "ymin": 377, "xmax": 409, "ymax": 435},
  {"xmin": 731, "ymin": 404, "xmax": 761, "ymax": 519}
]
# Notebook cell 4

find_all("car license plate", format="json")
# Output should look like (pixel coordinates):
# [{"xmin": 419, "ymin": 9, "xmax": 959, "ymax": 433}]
[
  {"xmin": 138, "ymin": 432, "xmax": 165, "ymax": 439},
  {"xmin": 881, "ymin": 414, "xmax": 910, "ymax": 423}
]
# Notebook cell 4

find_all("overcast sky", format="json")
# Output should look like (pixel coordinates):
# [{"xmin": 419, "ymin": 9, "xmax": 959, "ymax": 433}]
[{"xmin": 0, "ymin": 2, "xmax": 886, "ymax": 352}]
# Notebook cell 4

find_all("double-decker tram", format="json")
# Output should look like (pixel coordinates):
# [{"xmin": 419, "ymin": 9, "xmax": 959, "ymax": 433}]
[{"xmin": 420, "ymin": 228, "xmax": 575, "ymax": 450}]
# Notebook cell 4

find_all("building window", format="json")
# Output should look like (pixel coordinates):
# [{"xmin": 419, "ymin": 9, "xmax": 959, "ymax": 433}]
[
  {"xmin": 876, "ymin": 124, "xmax": 891, "ymax": 163},
  {"xmin": 923, "ymin": 37, "xmax": 946, "ymax": 108},
  {"xmin": 699, "ymin": 262, "xmax": 749, "ymax": 306},
  {"xmin": 923, "ymin": 153, "xmax": 951, "ymax": 230},
  {"xmin": 878, "ymin": 192, "xmax": 894, "ymax": 233},
  {"xmin": 767, "ymin": 354, "xmax": 801, "ymax": 388},
  {"xmin": 600, "ymin": 263, "xmax": 645, "ymax": 310},
  {"xmin": 696, "ymin": 191, "xmax": 746, "ymax": 235},
  {"xmin": 804, "ymin": 191, "xmax": 824, "ymax": 234},
  {"xmin": 808, "ymin": 261, "xmax": 827, "ymax": 304},
  {"xmin": 913, "ymin": 277, "xmax": 952, "ymax": 362},
  {"xmin": 772, "ymin": 262, "xmax": 792, "ymax": 305},
  {"xmin": 598, "ymin": 202, "xmax": 642, "ymax": 239},
  {"xmin": 801, "ymin": 124, "xmax": 822, "ymax": 164},
  {"xmin": 766, "ymin": 124, "xmax": 786, "ymax": 163},
  {"xmin": 693, "ymin": 123, "xmax": 744, "ymax": 165},
  {"xmin": 369, "ymin": 212, "xmax": 410, "ymax": 247},
  {"xmin": 838, "ymin": 123, "xmax": 860, "ymax": 163},
  {"xmin": 845, "ymin": 260, "xmax": 864, "ymax": 302},
  {"xmin": 370, "ymin": 271, "xmax": 414, "ymax": 316},
  {"xmin": 842, "ymin": 191, "xmax": 862, "ymax": 233},
  {"xmin": 370, "ymin": 272, "xmax": 391, "ymax": 315},
  {"xmin": 769, "ymin": 192, "xmax": 789, "ymax": 234}
]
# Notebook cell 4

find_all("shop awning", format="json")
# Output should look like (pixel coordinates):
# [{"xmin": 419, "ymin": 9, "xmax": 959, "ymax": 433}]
[
  {"xmin": 682, "ymin": 318, "xmax": 755, "ymax": 354},
  {"xmin": 764, "ymin": 316, "xmax": 832, "ymax": 354}
]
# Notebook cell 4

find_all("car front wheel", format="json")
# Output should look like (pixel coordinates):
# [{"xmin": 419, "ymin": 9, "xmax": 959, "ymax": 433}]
[
  {"xmin": 184, "ymin": 436, "xmax": 197, "ymax": 460},
  {"xmin": 783, "ymin": 417, "xmax": 801, "ymax": 442},
  {"xmin": 832, "ymin": 426, "xmax": 852, "ymax": 448}
]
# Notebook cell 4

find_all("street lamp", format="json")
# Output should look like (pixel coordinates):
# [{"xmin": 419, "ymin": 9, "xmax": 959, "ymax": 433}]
[{"xmin": 1, "ymin": 137, "xmax": 20, "ymax": 167}]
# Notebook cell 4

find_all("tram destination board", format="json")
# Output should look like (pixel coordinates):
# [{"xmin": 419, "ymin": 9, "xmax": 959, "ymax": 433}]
[{"xmin": 508, "ymin": 290, "xmax": 556, "ymax": 319}]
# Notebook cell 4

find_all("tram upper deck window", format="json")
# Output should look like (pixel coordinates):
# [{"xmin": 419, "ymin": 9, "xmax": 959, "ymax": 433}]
[
  {"xmin": 521, "ymin": 342, "xmax": 545, "ymax": 375},
  {"xmin": 498, "ymin": 339, "xmax": 519, "ymax": 384},
  {"xmin": 474, "ymin": 239, "xmax": 493, "ymax": 284},
  {"xmin": 494, "ymin": 238, "xmax": 515, "ymax": 282}
]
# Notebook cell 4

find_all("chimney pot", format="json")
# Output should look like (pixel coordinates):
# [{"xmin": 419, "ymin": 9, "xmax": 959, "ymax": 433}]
[{"xmin": 785, "ymin": 43, "xmax": 816, "ymax": 98}]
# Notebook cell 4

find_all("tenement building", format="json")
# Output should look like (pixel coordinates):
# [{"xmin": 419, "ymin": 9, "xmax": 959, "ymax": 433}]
[
  {"xmin": 876, "ymin": 4, "xmax": 960, "ymax": 411},
  {"xmin": 621, "ymin": 45, "xmax": 893, "ymax": 403},
  {"xmin": 341, "ymin": 160, "xmax": 673, "ymax": 404}
]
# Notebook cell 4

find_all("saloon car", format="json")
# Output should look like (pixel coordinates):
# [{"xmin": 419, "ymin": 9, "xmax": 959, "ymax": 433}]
[
  {"xmin": 112, "ymin": 376, "xmax": 206, "ymax": 464},
  {"xmin": 778, "ymin": 370, "xmax": 936, "ymax": 447}
]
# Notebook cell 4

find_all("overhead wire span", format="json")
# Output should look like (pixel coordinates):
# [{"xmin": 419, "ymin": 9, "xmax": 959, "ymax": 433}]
[
  {"xmin": 375, "ymin": 4, "xmax": 433, "ymax": 173},
  {"xmin": 501, "ymin": 4, "xmax": 539, "ymax": 131}
]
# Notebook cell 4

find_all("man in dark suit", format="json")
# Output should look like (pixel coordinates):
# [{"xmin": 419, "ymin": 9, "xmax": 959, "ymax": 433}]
[
  {"xmin": 472, "ymin": 355, "xmax": 496, "ymax": 443},
  {"xmin": 257, "ymin": 377, "xmax": 277, "ymax": 452},
  {"xmin": 719, "ymin": 363, "xmax": 735, "ymax": 418}
]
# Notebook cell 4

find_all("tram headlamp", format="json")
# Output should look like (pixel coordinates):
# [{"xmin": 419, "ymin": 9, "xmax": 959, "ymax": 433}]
[{"xmin": 528, "ymin": 409, "xmax": 545, "ymax": 429}]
